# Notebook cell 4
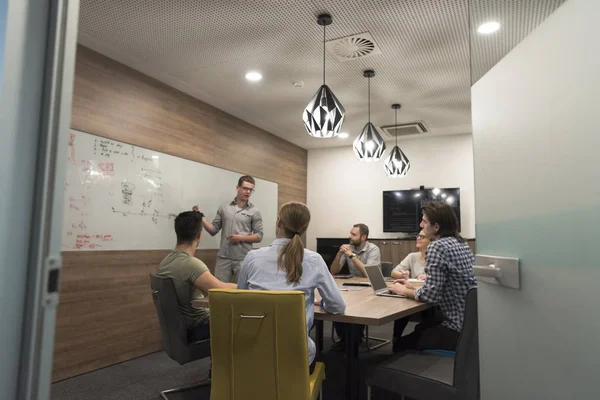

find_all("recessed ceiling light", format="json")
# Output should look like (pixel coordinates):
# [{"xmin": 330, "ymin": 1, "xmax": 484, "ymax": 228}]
[
  {"xmin": 338, "ymin": 132, "xmax": 349, "ymax": 139},
  {"xmin": 477, "ymin": 21, "xmax": 501, "ymax": 34},
  {"xmin": 151, "ymin": 155, "xmax": 159, "ymax": 159},
  {"xmin": 245, "ymin": 71, "xmax": 262, "ymax": 82}
]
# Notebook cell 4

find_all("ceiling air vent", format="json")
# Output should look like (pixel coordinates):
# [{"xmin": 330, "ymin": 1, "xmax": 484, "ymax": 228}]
[
  {"xmin": 380, "ymin": 122, "xmax": 428, "ymax": 139},
  {"xmin": 325, "ymin": 32, "xmax": 382, "ymax": 62}
]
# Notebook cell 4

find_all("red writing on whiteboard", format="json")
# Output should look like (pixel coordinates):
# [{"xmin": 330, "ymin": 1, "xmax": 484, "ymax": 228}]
[
  {"xmin": 68, "ymin": 195, "xmax": 89, "ymax": 212},
  {"xmin": 68, "ymin": 133, "xmax": 76, "ymax": 163},
  {"xmin": 76, "ymin": 234, "xmax": 113, "ymax": 240},
  {"xmin": 99, "ymin": 162, "xmax": 114, "ymax": 176},
  {"xmin": 74, "ymin": 234, "xmax": 113, "ymax": 249},
  {"xmin": 80, "ymin": 160, "xmax": 92, "ymax": 174},
  {"xmin": 71, "ymin": 221, "xmax": 87, "ymax": 230}
]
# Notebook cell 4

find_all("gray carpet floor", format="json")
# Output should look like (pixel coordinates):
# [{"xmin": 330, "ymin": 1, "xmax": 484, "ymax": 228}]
[{"xmin": 51, "ymin": 321, "xmax": 413, "ymax": 400}]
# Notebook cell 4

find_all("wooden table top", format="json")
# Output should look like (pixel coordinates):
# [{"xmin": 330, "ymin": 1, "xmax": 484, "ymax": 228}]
[
  {"xmin": 313, "ymin": 277, "xmax": 429, "ymax": 326},
  {"xmin": 192, "ymin": 277, "xmax": 430, "ymax": 326}
]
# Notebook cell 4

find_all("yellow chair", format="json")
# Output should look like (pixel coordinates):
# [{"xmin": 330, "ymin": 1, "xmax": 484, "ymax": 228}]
[{"xmin": 209, "ymin": 289, "xmax": 325, "ymax": 400}]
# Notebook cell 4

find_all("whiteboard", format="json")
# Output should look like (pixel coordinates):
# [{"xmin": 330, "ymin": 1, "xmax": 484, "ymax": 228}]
[{"xmin": 62, "ymin": 129, "xmax": 278, "ymax": 251}]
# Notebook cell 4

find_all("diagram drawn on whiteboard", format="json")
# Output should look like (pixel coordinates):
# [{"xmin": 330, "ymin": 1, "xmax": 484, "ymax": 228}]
[{"xmin": 62, "ymin": 130, "xmax": 278, "ymax": 251}]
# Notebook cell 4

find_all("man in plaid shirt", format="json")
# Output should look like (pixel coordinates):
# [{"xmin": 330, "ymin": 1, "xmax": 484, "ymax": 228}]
[{"xmin": 388, "ymin": 202, "xmax": 477, "ymax": 352}]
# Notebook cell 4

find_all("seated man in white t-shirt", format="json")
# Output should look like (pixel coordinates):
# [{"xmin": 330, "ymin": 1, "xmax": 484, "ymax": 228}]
[
  {"xmin": 391, "ymin": 230, "xmax": 430, "ymax": 280},
  {"xmin": 157, "ymin": 211, "xmax": 236, "ymax": 342}
]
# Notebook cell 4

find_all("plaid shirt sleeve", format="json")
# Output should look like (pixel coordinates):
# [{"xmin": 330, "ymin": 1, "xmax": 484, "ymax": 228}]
[{"xmin": 414, "ymin": 243, "xmax": 446, "ymax": 303}]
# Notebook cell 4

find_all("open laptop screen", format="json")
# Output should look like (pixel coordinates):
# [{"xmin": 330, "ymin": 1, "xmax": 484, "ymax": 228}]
[{"xmin": 364, "ymin": 264, "xmax": 387, "ymax": 291}]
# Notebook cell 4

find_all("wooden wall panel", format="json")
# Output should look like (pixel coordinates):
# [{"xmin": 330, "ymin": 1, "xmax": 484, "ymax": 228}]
[
  {"xmin": 53, "ymin": 45, "xmax": 307, "ymax": 382},
  {"xmin": 70, "ymin": 46, "xmax": 307, "ymax": 207}
]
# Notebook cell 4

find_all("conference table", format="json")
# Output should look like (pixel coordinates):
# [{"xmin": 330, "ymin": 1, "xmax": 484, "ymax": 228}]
[
  {"xmin": 192, "ymin": 277, "xmax": 430, "ymax": 400},
  {"xmin": 312, "ymin": 277, "xmax": 429, "ymax": 400}
]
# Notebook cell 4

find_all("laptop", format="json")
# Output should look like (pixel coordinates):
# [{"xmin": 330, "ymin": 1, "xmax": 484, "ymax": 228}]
[{"xmin": 364, "ymin": 264, "xmax": 407, "ymax": 298}]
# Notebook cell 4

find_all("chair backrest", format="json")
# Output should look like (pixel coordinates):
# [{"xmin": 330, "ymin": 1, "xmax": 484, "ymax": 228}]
[
  {"xmin": 149, "ymin": 273, "xmax": 193, "ymax": 364},
  {"xmin": 453, "ymin": 287, "xmax": 479, "ymax": 399},
  {"xmin": 209, "ymin": 289, "xmax": 311, "ymax": 400},
  {"xmin": 380, "ymin": 261, "xmax": 394, "ymax": 277}
]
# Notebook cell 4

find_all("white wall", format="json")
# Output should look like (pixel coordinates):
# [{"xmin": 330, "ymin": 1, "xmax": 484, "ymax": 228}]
[
  {"xmin": 306, "ymin": 134, "xmax": 475, "ymax": 250},
  {"xmin": 472, "ymin": 0, "xmax": 600, "ymax": 398}
]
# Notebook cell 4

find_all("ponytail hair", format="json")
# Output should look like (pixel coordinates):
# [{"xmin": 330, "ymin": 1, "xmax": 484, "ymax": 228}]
[{"xmin": 277, "ymin": 202, "xmax": 311, "ymax": 282}]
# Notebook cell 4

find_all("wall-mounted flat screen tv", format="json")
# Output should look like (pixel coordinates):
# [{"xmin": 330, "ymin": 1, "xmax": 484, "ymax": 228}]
[{"xmin": 383, "ymin": 188, "xmax": 461, "ymax": 233}]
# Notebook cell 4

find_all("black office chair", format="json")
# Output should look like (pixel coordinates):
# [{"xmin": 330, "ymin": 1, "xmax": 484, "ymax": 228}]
[
  {"xmin": 380, "ymin": 261, "xmax": 394, "ymax": 278},
  {"xmin": 150, "ymin": 273, "xmax": 211, "ymax": 400},
  {"xmin": 366, "ymin": 287, "xmax": 479, "ymax": 400}
]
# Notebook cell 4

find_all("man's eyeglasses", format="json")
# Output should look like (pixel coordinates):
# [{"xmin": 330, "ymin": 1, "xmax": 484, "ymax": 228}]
[{"xmin": 240, "ymin": 187, "xmax": 255, "ymax": 193}]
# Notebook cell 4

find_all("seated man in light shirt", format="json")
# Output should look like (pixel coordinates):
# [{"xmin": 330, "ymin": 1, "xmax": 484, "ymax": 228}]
[
  {"xmin": 237, "ymin": 202, "xmax": 346, "ymax": 371},
  {"xmin": 329, "ymin": 223, "xmax": 381, "ymax": 350},
  {"xmin": 391, "ymin": 230, "xmax": 430, "ymax": 280},
  {"xmin": 330, "ymin": 223, "xmax": 381, "ymax": 278}
]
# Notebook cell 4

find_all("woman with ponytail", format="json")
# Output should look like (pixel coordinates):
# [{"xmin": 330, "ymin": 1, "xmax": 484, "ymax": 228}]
[{"xmin": 237, "ymin": 202, "xmax": 346, "ymax": 365}]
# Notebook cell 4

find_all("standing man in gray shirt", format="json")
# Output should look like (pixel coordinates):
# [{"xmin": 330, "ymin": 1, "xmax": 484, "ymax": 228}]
[{"xmin": 193, "ymin": 175, "xmax": 263, "ymax": 283}]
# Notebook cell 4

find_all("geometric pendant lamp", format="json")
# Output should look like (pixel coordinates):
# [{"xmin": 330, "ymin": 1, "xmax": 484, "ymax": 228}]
[
  {"xmin": 383, "ymin": 103, "xmax": 411, "ymax": 177},
  {"xmin": 302, "ymin": 13, "xmax": 346, "ymax": 138},
  {"xmin": 353, "ymin": 70, "xmax": 386, "ymax": 161}
]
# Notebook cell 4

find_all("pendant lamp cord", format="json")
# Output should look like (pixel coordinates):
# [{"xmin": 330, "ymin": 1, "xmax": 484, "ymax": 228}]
[
  {"xmin": 395, "ymin": 107, "xmax": 398, "ymax": 147},
  {"xmin": 323, "ymin": 23, "xmax": 326, "ymax": 86},
  {"xmin": 368, "ymin": 76, "xmax": 371, "ymax": 123}
]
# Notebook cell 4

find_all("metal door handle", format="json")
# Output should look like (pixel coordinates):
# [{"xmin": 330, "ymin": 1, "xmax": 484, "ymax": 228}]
[
  {"xmin": 473, "ymin": 255, "xmax": 520, "ymax": 289},
  {"xmin": 473, "ymin": 264, "xmax": 502, "ymax": 279}
]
